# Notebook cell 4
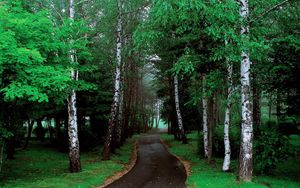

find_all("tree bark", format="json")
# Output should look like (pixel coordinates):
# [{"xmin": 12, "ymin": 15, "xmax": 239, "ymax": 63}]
[
  {"xmin": 155, "ymin": 100, "xmax": 160, "ymax": 128},
  {"xmin": 202, "ymin": 75, "xmax": 209, "ymax": 157},
  {"xmin": 207, "ymin": 97, "xmax": 214, "ymax": 163},
  {"xmin": 223, "ymin": 59, "xmax": 233, "ymax": 171},
  {"xmin": 239, "ymin": 0, "xmax": 253, "ymax": 182},
  {"xmin": 67, "ymin": 0, "xmax": 81, "ymax": 173},
  {"xmin": 102, "ymin": 0, "xmax": 123, "ymax": 160},
  {"xmin": 23, "ymin": 119, "xmax": 34, "ymax": 149},
  {"xmin": 174, "ymin": 75, "xmax": 187, "ymax": 144}
]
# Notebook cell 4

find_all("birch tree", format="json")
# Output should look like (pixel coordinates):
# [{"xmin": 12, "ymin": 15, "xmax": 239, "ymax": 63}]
[
  {"xmin": 202, "ymin": 75, "xmax": 209, "ymax": 157},
  {"xmin": 239, "ymin": 0, "xmax": 253, "ymax": 181},
  {"xmin": 67, "ymin": 0, "xmax": 81, "ymax": 173},
  {"xmin": 102, "ymin": 0, "xmax": 123, "ymax": 160},
  {"xmin": 223, "ymin": 52, "xmax": 233, "ymax": 171},
  {"xmin": 174, "ymin": 75, "xmax": 187, "ymax": 144}
]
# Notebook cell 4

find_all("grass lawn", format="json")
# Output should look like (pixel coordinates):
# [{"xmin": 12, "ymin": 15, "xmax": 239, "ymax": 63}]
[
  {"xmin": 0, "ymin": 137, "xmax": 137, "ymax": 188},
  {"xmin": 161, "ymin": 132, "xmax": 300, "ymax": 188}
]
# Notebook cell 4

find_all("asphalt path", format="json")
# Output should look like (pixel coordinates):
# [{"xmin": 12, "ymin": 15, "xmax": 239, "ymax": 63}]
[{"xmin": 105, "ymin": 134, "xmax": 187, "ymax": 188}]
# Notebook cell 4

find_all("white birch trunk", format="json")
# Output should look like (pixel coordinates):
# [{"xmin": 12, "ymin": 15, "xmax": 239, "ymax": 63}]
[
  {"xmin": 115, "ymin": 0, "xmax": 123, "ymax": 147},
  {"xmin": 68, "ymin": 0, "xmax": 81, "ymax": 172},
  {"xmin": 174, "ymin": 75, "xmax": 186, "ymax": 141},
  {"xmin": 102, "ymin": 1, "xmax": 122, "ymax": 159},
  {"xmin": 223, "ymin": 53, "xmax": 233, "ymax": 171},
  {"xmin": 239, "ymin": 0, "xmax": 253, "ymax": 181},
  {"xmin": 116, "ymin": 61, "xmax": 124, "ymax": 146},
  {"xmin": 156, "ymin": 100, "xmax": 160, "ymax": 128},
  {"xmin": 202, "ymin": 75, "xmax": 209, "ymax": 157}
]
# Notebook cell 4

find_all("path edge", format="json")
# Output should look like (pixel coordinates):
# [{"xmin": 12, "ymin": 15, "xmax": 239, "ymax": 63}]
[
  {"xmin": 98, "ymin": 140, "xmax": 138, "ymax": 188},
  {"xmin": 160, "ymin": 138, "xmax": 192, "ymax": 176}
]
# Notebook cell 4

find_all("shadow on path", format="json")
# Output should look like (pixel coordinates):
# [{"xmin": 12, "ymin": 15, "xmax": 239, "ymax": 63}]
[{"xmin": 105, "ymin": 132, "xmax": 186, "ymax": 188}]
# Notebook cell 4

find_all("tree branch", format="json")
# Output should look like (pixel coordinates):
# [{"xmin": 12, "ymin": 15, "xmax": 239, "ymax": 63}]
[{"xmin": 250, "ymin": 0, "xmax": 290, "ymax": 24}]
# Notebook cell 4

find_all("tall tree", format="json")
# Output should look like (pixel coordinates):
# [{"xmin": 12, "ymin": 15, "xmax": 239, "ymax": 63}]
[
  {"xmin": 202, "ymin": 75, "xmax": 209, "ymax": 158},
  {"xmin": 223, "ymin": 52, "xmax": 233, "ymax": 172},
  {"xmin": 67, "ymin": 0, "xmax": 81, "ymax": 173},
  {"xmin": 173, "ymin": 75, "xmax": 187, "ymax": 144},
  {"xmin": 239, "ymin": 0, "xmax": 253, "ymax": 181},
  {"xmin": 102, "ymin": 0, "xmax": 123, "ymax": 160}
]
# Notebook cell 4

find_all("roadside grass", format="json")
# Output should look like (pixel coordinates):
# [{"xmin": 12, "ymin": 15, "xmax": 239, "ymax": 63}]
[
  {"xmin": 0, "ymin": 137, "xmax": 137, "ymax": 188},
  {"xmin": 160, "ymin": 132, "xmax": 300, "ymax": 188}
]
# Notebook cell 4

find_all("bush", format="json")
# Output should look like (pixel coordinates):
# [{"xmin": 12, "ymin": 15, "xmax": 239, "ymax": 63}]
[
  {"xmin": 278, "ymin": 116, "xmax": 300, "ymax": 135},
  {"xmin": 254, "ymin": 123, "xmax": 290, "ymax": 174}
]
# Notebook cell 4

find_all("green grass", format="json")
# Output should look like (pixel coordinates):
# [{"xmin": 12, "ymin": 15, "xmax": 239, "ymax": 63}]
[
  {"xmin": 0, "ymin": 137, "xmax": 137, "ymax": 188},
  {"xmin": 161, "ymin": 132, "xmax": 300, "ymax": 188}
]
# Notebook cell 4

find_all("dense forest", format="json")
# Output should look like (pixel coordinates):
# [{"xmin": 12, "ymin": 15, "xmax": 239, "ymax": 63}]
[{"xmin": 0, "ymin": 0, "xmax": 299, "ymax": 187}]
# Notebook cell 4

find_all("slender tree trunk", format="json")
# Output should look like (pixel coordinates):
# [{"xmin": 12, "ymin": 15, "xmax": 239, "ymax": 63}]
[
  {"xmin": 253, "ymin": 74, "xmax": 261, "ymax": 133},
  {"xmin": 0, "ymin": 140, "xmax": 4, "ymax": 173},
  {"xmin": 116, "ymin": 63, "xmax": 124, "ymax": 148},
  {"xmin": 23, "ymin": 119, "xmax": 34, "ymax": 149},
  {"xmin": 276, "ymin": 91, "xmax": 281, "ymax": 122},
  {"xmin": 207, "ymin": 97, "xmax": 214, "ymax": 163},
  {"xmin": 68, "ymin": 0, "xmax": 81, "ymax": 173},
  {"xmin": 223, "ymin": 59, "xmax": 233, "ymax": 172},
  {"xmin": 36, "ymin": 118, "xmax": 45, "ymax": 142},
  {"xmin": 102, "ymin": 1, "xmax": 122, "ymax": 159},
  {"xmin": 55, "ymin": 117, "xmax": 61, "ymax": 140},
  {"xmin": 239, "ymin": 0, "xmax": 253, "ymax": 181},
  {"xmin": 174, "ymin": 75, "xmax": 187, "ymax": 144},
  {"xmin": 202, "ymin": 75, "xmax": 209, "ymax": 157},
  {"xmin": 6, "ymin": 138, "xmax": 15, "ymax": 160},
  {"xmin": 268, "ymin": 101, "xmax": 272, "ymax": 120},
  {"xmin": 155, "ymin": 101, "xmax": 160, "ymax": 128}
]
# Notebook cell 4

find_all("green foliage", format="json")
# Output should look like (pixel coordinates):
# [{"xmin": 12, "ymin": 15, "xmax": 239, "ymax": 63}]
[
  {"xmin": 254, "ymin": 123, "xmax": 290, "ymax": 174},
  {"xmin": 0, "ymin": 127, "xmax": 13, "ymax": 139}
]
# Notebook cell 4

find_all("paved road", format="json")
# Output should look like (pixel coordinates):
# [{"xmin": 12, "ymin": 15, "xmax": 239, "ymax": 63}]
[{"xmin": 105, "ymin": 134, "xmax": 187, "ymax": 188}]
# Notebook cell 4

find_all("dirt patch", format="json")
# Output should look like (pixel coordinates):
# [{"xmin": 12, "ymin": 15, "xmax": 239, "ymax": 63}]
[
  {"xmin": 98, "ymin": 140, "xmax": 138, "ymax": 188},
  {"xmin": 160, "ymin": 138, "xmax": 192, "ymax": 176}
]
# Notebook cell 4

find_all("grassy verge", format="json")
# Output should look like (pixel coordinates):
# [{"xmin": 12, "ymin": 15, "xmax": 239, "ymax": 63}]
[
  {"xmin": 0, "ymin": 137, "xmax": 137, "ymax": 188},
  {"xmin": 160, "ymin": 132, "xmax": 300, "ymax": 188}
]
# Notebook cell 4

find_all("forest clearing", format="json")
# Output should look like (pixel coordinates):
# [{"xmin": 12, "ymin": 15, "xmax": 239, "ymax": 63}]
[{"xmin": 0, "ymin": 0, "xmax": 299, "ymax": 187}]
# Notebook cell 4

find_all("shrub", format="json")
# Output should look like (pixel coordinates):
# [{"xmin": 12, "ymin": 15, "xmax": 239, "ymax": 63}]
[{"xmin": 254, "ymin": 123, "xmax": 290, "ymax": 174}]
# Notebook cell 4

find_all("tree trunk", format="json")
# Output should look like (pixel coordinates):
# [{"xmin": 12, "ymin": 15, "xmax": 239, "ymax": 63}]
[
  {"xmin": 67, "ymin": 0, "xmax": 81, "ymax": 173},
  {"xmin": 36, "ymin": 118, "xmax": 45, "ymax": 142},
  {"xmin": 55, "ymin": 117, "xmax": 61, "ymax": 140},
  {"xmin": 207, "ymin": 97, "xmax": 214, "ymax": 163},
  {"xmin": 253, "ymin": 75, "xmax": 261, "ymax": 133},
  {"xmin": 239, "ymin": 0, "xmax": 253, "ymax": 182},
  {"xmin": 116, "ymin": 63, "xmax": 124, "ymax": 148},
  {"xmin": 0, "ymin": 140, "xmax": 5, "ymax": 173},
  {"xmin": 223, "ymin": 59, "xmax": 233, "ymax": 172},
  {"xmin": 23, "ymin": 119, "xmax": 34, "ymax": 149},
  {"xmin": 174, "ymin": 75, "xmax": 187, "ymax": 144},
  {"xmin": 6, "ymin": 138, "xmax": 15, "ymax": 160},
  {"xmin": 102, "ymin": 0, "xmax": 122, "ymax": 160},
  {"xmin": 155, "ymin": 101, "xmax": 160, "ymax": 128},
  {"xmin": 276, "ymin": 91, "xmax": 281, "ymax": 121},
  {"xmin": 202, "ymin": 75, "xmax": 209, "ymax": 157}
]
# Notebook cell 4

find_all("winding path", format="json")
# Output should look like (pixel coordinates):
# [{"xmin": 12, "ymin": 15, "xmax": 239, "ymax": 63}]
[{"xmin": 105, "ymin": 134, "xmax": 187, "ymax": 188}]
